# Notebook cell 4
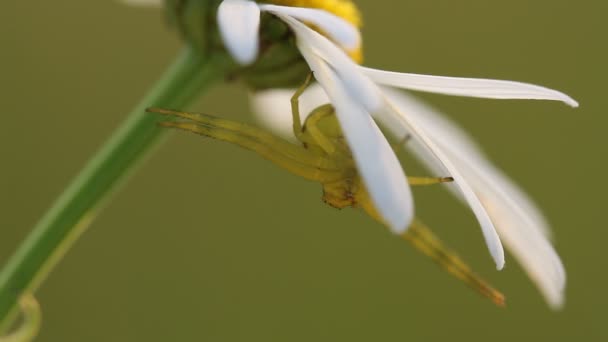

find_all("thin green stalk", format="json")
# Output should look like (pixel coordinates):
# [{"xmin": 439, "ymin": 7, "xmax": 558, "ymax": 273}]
[{"xmin": 0, "ymin": 48, "xmax": 226, "ymax": 331}]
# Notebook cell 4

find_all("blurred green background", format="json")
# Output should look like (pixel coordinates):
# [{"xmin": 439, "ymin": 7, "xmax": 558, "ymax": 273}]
[{"xmin": 1, "ymin": 0, "xmax": 605, "ymax": 341}]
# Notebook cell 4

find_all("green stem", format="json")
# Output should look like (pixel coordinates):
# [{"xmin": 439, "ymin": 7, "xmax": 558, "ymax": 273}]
[{"xmin": 0, "ymin": 48, "xmax": 226, "ymax": 331}]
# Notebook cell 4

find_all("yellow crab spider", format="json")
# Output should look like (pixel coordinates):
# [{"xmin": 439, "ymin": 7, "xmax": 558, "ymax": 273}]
[{"xmin": 147, "ymin": 74, "xmax": 505, "ymax": 306}]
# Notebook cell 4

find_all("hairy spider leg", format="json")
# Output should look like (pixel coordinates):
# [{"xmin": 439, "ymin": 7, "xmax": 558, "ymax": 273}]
[
  {"xmin": 151, "ymin": 108, "xmax": 315, "ymax": 164},
  {"xmin": 405, "ymin": 220, "xmax": 505, "ymax": 306},
  {"xmin": 408, "ymin": 176, "xmax": 454, "ymax": 186},
  {"xmin": 290, "ymin": 72, "xmax": 313, "ymax": 141},
  {"xmin": 390, "ymin": 131, "xmax": 455, "ymax": 186},
  {"xmin": 301, "ymin": 105, "xmax": 346, "ymax": 156},
  {"xmin": 356, "ymin": 191, "xmax": 505, "ymax": 306},
  {"xmin": 290, "ymin": 76, "xmax": 347, "ymax": 158},
  {"xmin": 148, "ymin": 108, "xmax": 347, "ymax": 183}
]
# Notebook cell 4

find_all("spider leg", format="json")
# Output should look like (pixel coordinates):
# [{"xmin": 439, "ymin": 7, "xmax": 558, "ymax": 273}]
[
  {"xmin": 149, "ymin": 107, "xmax": 324, "ymax": 165},
  {"xmin": 390, "ymin": 133, "xmax": 454, "ymax": 187},
  {"xmin": 355, "ymin": 189, "xmax": 504, "ymax": 306},
  {"xmin": 149, "ymin": 108, "xmax": 345, "ymax": 183},
  {"xmin": 390, "ymin": 133, "xmax": 412, "ymax": 151},
  {"xmin": 290, "ymin": 72, "xmax": 314, "ymax": 141},
  {"xmin": 303, "ymin": 105, "xmax": 342, "ymax": 156},
  {"xmin": 291, "ymin": 74, "xmax": 346, "ymax": 156},
  {"xmin": 403, "ymin": 219, "xmax": 505, "ymax": 307},
  {"xmin": 407, "ymin": 176, "xmax": 454, "ymax": 186}
]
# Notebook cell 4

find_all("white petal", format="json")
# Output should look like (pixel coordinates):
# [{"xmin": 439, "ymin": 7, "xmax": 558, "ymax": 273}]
[
  {"xmin": 363, "ymin": 67, "xmax": 579, "ymax": 107},
  {"xmin": 217, "ymin": 0, "xmax": 261, "ymax": 65},
  {"xmin": 376, "ymin": 97, "xmax": 506, "ymax": 269},
  {"xmin": 462, "ymin": 161, "xmax": 566, "ymax": 308},
  {"xmin": 122, "ymin": 0, "xmax": 162, "ymax": 7},
  {"xmin": 249, "ymin": 84, "xmax": 329, "ymax": 139},
  {"xmin": 382, "ymin": 89, "xmax": 565, "ymax": 307},
  {"xmin": 477, "ymin": 165, "xmax": 554, "ymax": 239},
  {"xmin": 267, "ymin": 11, "xmax": 382, "ymax": 113},
  {"xmin": 259, "ymin": 4, "xmax": 361, "ymax": 51},
  {"xmin": 382, "ymin": 88, "xmax": 553, "ymax": 238},
  {"xmin": 298, "ymin": 46, "xmax": 413, "ymax": 233}
]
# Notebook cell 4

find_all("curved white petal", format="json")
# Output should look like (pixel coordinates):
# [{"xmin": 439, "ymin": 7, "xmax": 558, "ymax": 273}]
[
  {"xmin": 363, "ymin": 67, "xmax": 578, "ymax": 107},
  {"xmin": 298, "ymin": 46, "xmax": 413, "ymax": 233},
  {"xmin": 250, "ymin": 84, "xmax": 329, "ymax": 139},
  {"xmin": 376, "ymin": 98, "xmax": 506, "ymax": 269},
  {"xmin": 382, "ymin": 89, "xmax": 565, "ymax": 307},
  {"xmin": 259, "ymin": 4, "xmax": 361, "ymax": 51},
  {"xmin": 478, "ymin": 165, "xmax": 554, "ymax": 239},
  {"xmin": 217, "ymin": 0, "xmax": 261, "ymax": 65},
  {"xmin": 267, "ymin": 11, "xmax": 382, "ymax": 113},
  {"xmin": 122, "ymin": 0, "xmax": 162, "ymax": 7},
  {"xmin": 460, "ymin": 159, "xmax": 566, "ymax": 308},
  {"xmin": 382, "ymin": 88, "xmax": 553, "ymax": 238}
]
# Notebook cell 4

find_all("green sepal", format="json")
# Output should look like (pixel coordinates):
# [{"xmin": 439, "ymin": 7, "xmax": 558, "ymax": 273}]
[{"xmin": 166, "ymin": 0, "xmax": 311, "ymax": 89}]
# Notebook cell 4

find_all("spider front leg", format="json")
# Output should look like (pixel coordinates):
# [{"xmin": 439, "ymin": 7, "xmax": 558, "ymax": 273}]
[
  {"xmin": 404, "ymin": 220, "xmax": 505, "ymax": 306},
  {"xmin": 147, "ymin": 107, "xmax": 345, "ymax": 183},
  {"xmin": 408, "ymin": 176, "xmax": 454, "ymax": 186},
  {"xmin": 301, "ymin": 105, "xmax": 344, "ymax": 156},
  {"xmin": 356, "ymin": 191, "xmax": 505, "ymax": 306},
  {"xmin": 290, "ymin": 72, "xmax": 314, "ymax": 141}
]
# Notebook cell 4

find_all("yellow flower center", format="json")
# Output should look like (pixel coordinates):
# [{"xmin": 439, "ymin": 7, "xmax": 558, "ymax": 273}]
[{"xmin": 264, "ymin": 0, "xmax": 364, "ymax": 62}]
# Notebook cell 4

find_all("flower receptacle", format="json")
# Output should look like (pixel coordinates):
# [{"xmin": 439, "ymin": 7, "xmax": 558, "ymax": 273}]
[{"xmin": 166, "ymin": 0, "xmax": 312, "ymax": 89}]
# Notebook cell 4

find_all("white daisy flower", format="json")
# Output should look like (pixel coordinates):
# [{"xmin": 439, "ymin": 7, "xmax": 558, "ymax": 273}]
[
  {"xmin": 126, "ymin": 0, "xmax": 576, "ymax": 308},
  {"xmin": 123, "ymin": 0, "xmax": 362, "ymax": 64},
  {"xmin": 250, "ymin": 6, "xmax": 575, "ymax": 308},
  {"xmin": 255, "ymin": 83, "xmax": 569, "ymax": 308}
]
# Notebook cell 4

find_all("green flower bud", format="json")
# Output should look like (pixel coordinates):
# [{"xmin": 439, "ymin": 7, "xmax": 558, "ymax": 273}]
[
  {"xmin": 165, "ymin": 0, "xmax": 311, "ymax": 89},
  {"xmin": 165, "ymin": 0, "xmax": 360, "ymax": 90}
]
